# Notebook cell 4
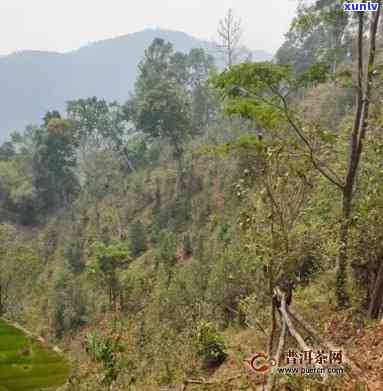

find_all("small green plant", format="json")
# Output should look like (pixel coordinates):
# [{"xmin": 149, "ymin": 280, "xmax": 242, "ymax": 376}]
[
  {"xmin": 194, "ymin": 321, "xmax": 227, "ymax": 367},
  {"xmin": 182, "ymin": 233, "xmax": 193, "ymax": 257},
  {"xmin": 85, "ymin": 331, "xmax": 120, "ymax": 385}
]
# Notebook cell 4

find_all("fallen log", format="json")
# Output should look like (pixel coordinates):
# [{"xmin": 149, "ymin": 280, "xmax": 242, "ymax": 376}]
[
  {"xmin": 268, "ymin": 302, "xmax": 277, "ymax": 358},
  {"xmin": 274, "ymin": 288, "xmax": 327, "ymax": 380},
  {"xmin": 267, "ymin": 317, "xmax": 287, "ymax": 391},
  {"xmin": 276, "ymin": 288, "xmax": 311, "ymax": 352},
  {"xmin": 275, "ymin": 318, "xmax": 287, "ymax": 365}
]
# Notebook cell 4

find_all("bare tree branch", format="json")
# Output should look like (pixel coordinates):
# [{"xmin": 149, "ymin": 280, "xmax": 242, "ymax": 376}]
[{"xmin": 217, "ymin": 9, "xmax": 243, "ymax": 67}]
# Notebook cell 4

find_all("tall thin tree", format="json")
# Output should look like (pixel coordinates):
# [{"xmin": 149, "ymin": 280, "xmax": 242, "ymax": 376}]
[
  {"xmin": 217, "ymin": 8, "xmax": 243, "ymax": 68},
  {"xmin": 336, "ymin": 5, "xmax": 382, "ymax": 307}
]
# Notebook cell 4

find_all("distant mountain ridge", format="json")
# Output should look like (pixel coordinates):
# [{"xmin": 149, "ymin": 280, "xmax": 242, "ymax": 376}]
[{"xmin": 0, "ymin": 29, "xmax": 273, "ymax": 140}]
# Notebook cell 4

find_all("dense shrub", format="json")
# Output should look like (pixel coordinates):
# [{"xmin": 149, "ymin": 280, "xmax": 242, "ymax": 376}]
[
  {"xmin": 85, "ymin": 330, "xmax": 122, "ymax": 384},
  {"xmin": 128, "ymin": 220, "xmax": 147, "ymax": 258},
  {"xmin": 194, "ymin": 321, "xmax": 227, "ymax": 368}
]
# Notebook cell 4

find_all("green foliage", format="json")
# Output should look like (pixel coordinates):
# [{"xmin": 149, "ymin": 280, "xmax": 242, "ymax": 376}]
[
  {"xmin": 217, "ymin": 223, "xmax": 231, "ymax": 244},
  {"xmin": 155, "ymin": 230, "xmax": 177, "ymax": 267},
  {"xmin": 0, "ymin": 223, "xmax": 40, "ymax": 317},
  {"xmin": 0, "ymin": 160, "xmax": 37, "ymax": 224},
  {"xmin": 213, "ymin": 62, "xmax": 293, "ymax": 128},
  {"xmin": 90, "ymin": 241, "xmax": 130, "ymax": 270},
  {"xmin": 187, "ymin": 48, "xmax": 218, "ymax": 132},
  {"xmin": 206, "ymin": 238, "xmax": 262, "ymax": 325},
  {"xmin": 2, "ymin": 7, "xmax": 383, "ymax": 389},
  {"xmin": 87, "ymin": 240, "xmax": 130, "ymax": 308},
  {"xmin": 128, "ymin": 220, "xmax": 147, "ymax": 258},
  {"xmin": 214, "ymin": 62, "xmax": 292, "ymax": 96},
  {"xmin": 66, "ymin": 98, "xmax": 130, "ymax": 196},
  {"xmin": 50, "ymin": 270, "xmax": 88, "ymax": 338},
  {"xmin": 182, "ymin": 232, "xmax": 193, "ymax": 257},
  {"xmin": 32, "ymin": 118, "xmax": 79, "ymax": 212},
  {"xmin": 130, "ymin": 39, "xmax": 190, "ymax": 155},
  {"xmin": 276, "ymin": 0, "xmax": 350, "ymax": 74},
  {"xmin": 194, "ymin": 321, "xmax": 227, "ymax": 367},
  {"xmin": 67, "ymin": 97, "xmax": 126, "ymax": 151},
  {"xmin": 0, "ymin": 142, "xmax": 15, "ymax": 161},
  {"xmin": 85, "ymin": 330, "xmax": 121, "ymax": 384},
  {"xmin": 121, "ymin": 135, "xmax": 148, "ymax": 171},
  {"xmin": 133, "ymin": 83, "xmax": 190, "ymax": 161},
  {"xmin": 0, "ymin": 319, "xmax": 69, "ymax": 391},
  {"xmin": 298, "ymin": 62, "xmax": 330, "ymax": 86},
  {"xmin": 64, "ymin": 236, "xmax": 85, "ymax": 274},
  {"xmin": 43, "ymin": 110, "xmax": 61, "ymax": 126},
  {"xmin": 129, "ymin": 39, "xmax": 217, "ymax": 160}
]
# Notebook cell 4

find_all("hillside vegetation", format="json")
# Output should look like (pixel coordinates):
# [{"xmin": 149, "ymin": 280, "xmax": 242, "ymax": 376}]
[{"xmin": 0, "ymin": 2, "xmax": 383, "ymax": 390}]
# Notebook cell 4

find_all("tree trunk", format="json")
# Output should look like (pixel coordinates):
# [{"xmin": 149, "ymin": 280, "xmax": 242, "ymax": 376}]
[
  {"xmin": 335, "ymin": 5, "xmax": 381, "ymax": 308},
  {"xmin": 266, "ymin": 318, "xmax": 287, "ymax": 391},
  {"xmin": 119, "ymin": 291, "xmax": 125, "ymax": 312},
  {"xmin": 0, "ymin": 284, "xmax": 3, "ymax": 316},
  {"xmin": 175, "ymin": 156, "xmax": 185, "ymax": 192},
  {"xmin": 267, "ymin": 301, "xmax": 276, "ymax": 359},
  {"xmin": 336, "ymin": 191, "xmax": 352, "ymax": 307},
  {"xmin": 109, "ymin": 286, "xmax": 113, "ymax": 310},
  {"xmin": 368, "ymin": 259, "xmax": 383, "ymax": 319}
]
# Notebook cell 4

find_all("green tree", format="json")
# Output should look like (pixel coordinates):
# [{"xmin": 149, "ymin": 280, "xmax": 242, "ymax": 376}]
[
  {"xmin": 194, "ymin": 321, "xmax": 227, "ymax": 367},
  {"xmin": 43, "ymin": 110, "xmax": 61, "ymax": 126},
  {"xmin": 155, "ymin": 230, "xmax": 178, "ymax": 286},
  {"xmin": 64, "ymin": 227, "xmax": 86, "ymax": 274},
  {"xmin": 0, "ymin": 142, "xmax": 15, "ymax": 161},
  {"xmin": 129, "ymin": 39, "xmax": 191, "ymax": 184},
  {"xmin": 87, "ymin": 241, "xmax": 130, "ymax": 310},
  {"xmin": 0, "ymin": 224, "xmax": 39, "ymax": 316},
  {"xmin": 67, "ymin": 97, "xmax": 126, "ymax": 152},
  {"xmin": 50, "ymin": 269, "xmax": 88, "ymax": 338},
  {"xmin": 213, "ymin": 2, "xmax": 382, "ymax": 308},
  {"xmin": 0, "ymin": 160, "xmax": 37, "ymax": 224},
  {"xmin": 134, "ymin": 79, "xmax": 190, "ymax": 160},
  {"xmin": 187, "ymin": 48, "xmax": 217, "ymax": 132},
  {"xmin": 128, "ymin": 220, "xmax": 147, "ymax": 258},
  {"xmin": 276, "ymin": 0, "xmax": 350, "ymax": 74},
  {"xmin": 33, "ymin": 117, "xmax": 79, "ymax": 211}
]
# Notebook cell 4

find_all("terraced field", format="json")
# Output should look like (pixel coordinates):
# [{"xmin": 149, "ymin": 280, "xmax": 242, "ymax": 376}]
[{"xmin": 0, "ymin": 319, "xmax": 69, "ymax": 391}]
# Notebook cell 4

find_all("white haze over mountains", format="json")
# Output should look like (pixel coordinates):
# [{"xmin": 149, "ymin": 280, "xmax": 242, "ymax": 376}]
[
  {"xmin": 0, "ymin": 29, "xmax": 273, "ymax": 140},
  {"xmin": 0, "ymin": 0, "xmax": 297, "ymax": 56},
  {"xmin": 0, "ymin": 0, "xmax": 298, "ymax": 140}
]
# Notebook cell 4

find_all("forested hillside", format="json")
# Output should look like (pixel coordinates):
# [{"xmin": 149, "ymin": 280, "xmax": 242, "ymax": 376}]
[{"xmin": 0, "ymin": 2, "xmax": 383, "ymax": 391}]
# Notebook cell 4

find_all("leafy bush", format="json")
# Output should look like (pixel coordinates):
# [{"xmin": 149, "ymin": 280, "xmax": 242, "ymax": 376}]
[
  {"xmin": 182, "ymin": 232, "xmax": 193, "ymax": 257},
  {"xmin": 85, "ymin": 331, "xmax": 121, "ymax": 384},
  {"xmin": 51, "ymin": 271, "xmax": 88, "ymax": 338},
  {"xmin": 128, "ymin": 220, "xmax": 147, "ymax": 258},
  {"xmin": 64, "ymin": 237, "xmax": 85, "ymax": 274},
  {"xmin": 194, "ymin": 321, "xmax": 227, "ymax": 367},
  {"xmin": 155, "ymin": 230, "xmax": 177, "ymax": 267}
]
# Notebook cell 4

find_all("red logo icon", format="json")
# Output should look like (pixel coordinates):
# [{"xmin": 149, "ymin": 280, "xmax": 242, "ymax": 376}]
[{"xmin": 246, "ymin": 353, "xmax": 276, "ymax": 373}]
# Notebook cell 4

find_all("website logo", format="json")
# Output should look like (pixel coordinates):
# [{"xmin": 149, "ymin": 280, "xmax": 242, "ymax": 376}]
[
  {"xmin": 246, "ymin": 350, "xmax": 345, "ymax": 377},
  {"xmin": 246, "ymin": 352, "xmax": 276, "ymax": 373},
  {"xmin": 343, "ymin": 2, "xmax": 380, "ymax": 11}
]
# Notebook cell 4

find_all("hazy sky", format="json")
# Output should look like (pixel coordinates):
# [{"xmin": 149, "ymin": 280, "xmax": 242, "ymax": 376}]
[{"xmin": 0, "ymin": 0, "xmax": 298, "ymax": 56}]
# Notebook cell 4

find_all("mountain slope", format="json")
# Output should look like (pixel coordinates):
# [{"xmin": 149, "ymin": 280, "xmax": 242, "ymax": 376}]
[{"xmin": 0, "ymin": 29, "xmax": 273, "ymax": 140}]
